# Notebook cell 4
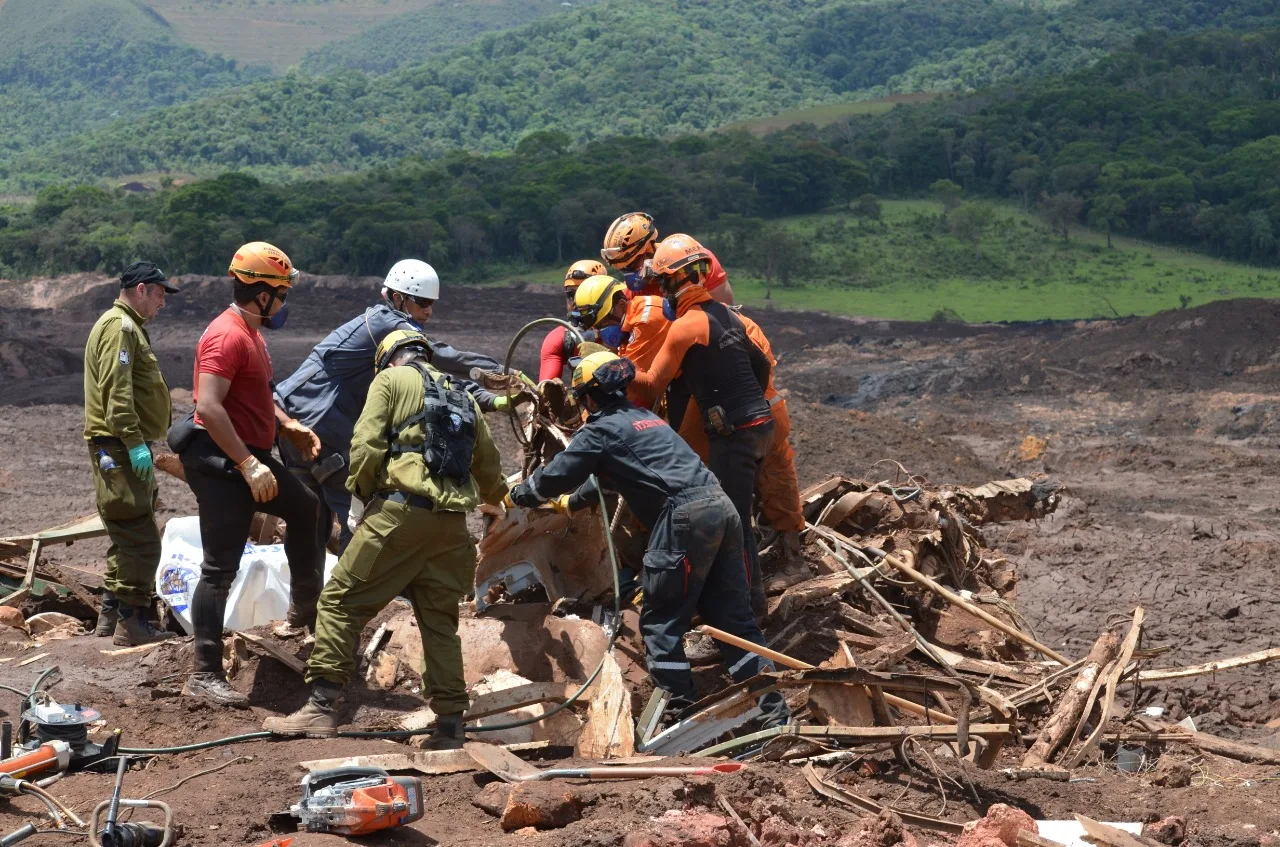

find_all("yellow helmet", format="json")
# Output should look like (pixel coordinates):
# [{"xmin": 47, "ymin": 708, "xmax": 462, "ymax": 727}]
[
  {"xmin": 375, "ymin": 329, "xmax": 432, "ymax": 373},
  {"xmin": 229, "ymin": 241, "xmax": 299, "ymax": 286},
  {"xmin": 600, "ymin": 212, "xmax": 657, "ymax": 270},
  {"xmin": 572, "ymin": 351, "xmax": 622, "ymax": 398},
  {"xmin": 564, "ymin": 260, "xmax": 607, "ymax": 289},
  {"xmin": 572, "ymin": 275, "xmax": 626, "ymax": 329}
]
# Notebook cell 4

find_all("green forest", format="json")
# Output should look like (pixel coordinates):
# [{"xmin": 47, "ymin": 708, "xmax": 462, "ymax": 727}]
[{"xmin": 2, "ymin": 0, "xmax": 1276, "ymax": 190}]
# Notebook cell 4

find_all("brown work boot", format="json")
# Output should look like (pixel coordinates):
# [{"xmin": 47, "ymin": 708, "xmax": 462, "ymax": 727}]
[
  {"xmin": 764, "ymin": 532, "xmax": 810, "ymax": 593},
  {"xmin": 112, "ymin": 605, "xmax": 175, "ymax": 647},
  {"xmin": 95, "ymin": 592, "xmax": 118, "ymax": 637},
  {"xmin": 182, "ymin": 672, "xmax": 250, "ymax": 709},
  {"xmin": 263, "ymin": 702, "xmax": 338, "ymax": 738},
  {"xmin": 419, "ymin": 713, "xmax": 466, "ymax": 750}
]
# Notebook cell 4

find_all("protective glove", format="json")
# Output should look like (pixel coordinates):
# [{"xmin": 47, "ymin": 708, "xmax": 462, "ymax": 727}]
[
  {"xmin": 347, "ymin": 496, "xmax": 365, "ymax": 534},
  {"xmin": 492, "ymin": 395, "xmax": 512, "ymax": 412},
  {"xmin": 542, "ymin": 494, "xmax": 573, "ymax": 516},
  {"xmin": 128, "ymin": 443, "xmax": 154, "ymax": 482},
  {"xmin": 502, "ymin": 492, "xmax": 516, "ymax": 510},
  {"xmin": 280, "ymin": 418, "xmax": 321, "ymax": 461},
  {"xmin": 237, "ymin": 455, "xmax": 279, "ymax": 503}
]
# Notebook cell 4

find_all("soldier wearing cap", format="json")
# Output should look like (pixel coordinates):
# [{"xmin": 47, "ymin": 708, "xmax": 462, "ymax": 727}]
[{"xmin": 84, "ymin": 261, "xmax": 180, "ymax": 646}]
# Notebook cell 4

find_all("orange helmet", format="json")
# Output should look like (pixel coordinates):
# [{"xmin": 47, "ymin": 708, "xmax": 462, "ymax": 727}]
[
  {"xmin": 228, "ymin": 241, "xmax": 299, "ymax": 286},
  {"xmin": 600, "ymin": 212, "xmax": 657, "ymax": 270},
  {"xmin": 564, "ymin": 260, "xmax": 607, "ymax": 289},
  {"xmin": 649, "ymin": 233, "xmax": 712, "ymax": 279}
]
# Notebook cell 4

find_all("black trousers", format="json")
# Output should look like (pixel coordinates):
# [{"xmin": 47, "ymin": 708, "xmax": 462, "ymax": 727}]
[
  {"xmin": 180, "ymin": 431, "xmax": 323, "ymax": 673},
  {"xmin": 640, "ymin": 486, "xmax": 774, "ymax": 699},
  {"xmin": 279, "ymin": 436, "xmax": 354, "ymax": 553},
  {"xmin": 707, "ymin": 419, "xmax": 774, "ymax": 617}
]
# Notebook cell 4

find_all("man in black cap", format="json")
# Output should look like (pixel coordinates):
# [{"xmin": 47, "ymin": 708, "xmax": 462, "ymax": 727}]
[{"xmin": 84, "ymin": 261, "xmax": 180, "ymax": 646}]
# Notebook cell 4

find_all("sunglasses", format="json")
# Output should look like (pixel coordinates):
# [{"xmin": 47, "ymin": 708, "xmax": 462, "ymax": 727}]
[{"xmin": 405, "ymin": 294, "xmax": 435, "ymax": 308}]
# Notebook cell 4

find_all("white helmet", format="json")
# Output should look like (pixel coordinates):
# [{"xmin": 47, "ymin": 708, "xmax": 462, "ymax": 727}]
[{"xmin": 382, "ymin": 259, "xmax": 440, "ymax": 300}]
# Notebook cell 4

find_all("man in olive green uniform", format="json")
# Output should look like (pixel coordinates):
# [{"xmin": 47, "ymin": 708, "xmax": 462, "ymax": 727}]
[
  {"xmin": 84, "ymin": 262, "xmax": 181, "ymax": 646},
  {"xmin": 263, "ymin": 329, "xmax": 507, "ymax": 745}
]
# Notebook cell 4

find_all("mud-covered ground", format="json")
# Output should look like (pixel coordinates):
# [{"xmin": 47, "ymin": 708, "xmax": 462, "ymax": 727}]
[{"xmin": 2, "ymin": 275, "xmax": 1279, "ymax": 845}]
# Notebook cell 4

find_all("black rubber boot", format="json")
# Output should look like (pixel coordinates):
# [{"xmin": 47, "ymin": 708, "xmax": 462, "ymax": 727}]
[
  {"xmin": 263, "ymin": 681, "xmax": 342, "ymax": 738},
  {"xmin": 420, "ymin": 713, "xmax": 466, "ymax": 750},
  {"xmin": 95, "ymin": 591, "xmax": 118, "ymax": 637},
  {"xmin": 112, "ymin": 604, "xmax": 175, "ymax": 647},
  {"xmin": 182, "ymin": 582, "xmax": 248, "ymax": 708}
]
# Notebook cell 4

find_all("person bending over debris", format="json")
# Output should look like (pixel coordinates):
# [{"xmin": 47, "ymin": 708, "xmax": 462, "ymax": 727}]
[
  {"xmin": 273, "ymin": 259, "xmax": 504, "ymax": 554},
  {"xmin": 627, "ymin": 234, "xmax": 775, "ymax": 618},
  {"xmin": 174, "ymin": 242, "xmax": 324, "ymax": 707},
  {"xmin": 83, "ymin": 261, "xmax": 181, "ymax": 646},
  {"xmin": 539, "ymin": 260, "xmax": 609, "ymax": 382},
  {"xmin": 505, "ymin": 351, "xmax": 790, "ymax": 729},
  {"xmin": 264, "ymin": 329, "xmax": 507, "ymax": 744}
]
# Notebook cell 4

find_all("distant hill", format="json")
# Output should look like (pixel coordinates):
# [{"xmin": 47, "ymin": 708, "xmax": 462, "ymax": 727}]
[
  {"xmin": 301, "ymin": 0, "xmax": 597, "ymax": 75},
  {"xmin": 0, "ymin": 0, "xmax": 269, "ymax": 154},
  {"xmin": 4, "ymin": 0, "xmax": 1277, "ymax": 189},
  {"xmin": 139, "ymin": 0, "xmax": 442, "ymax": 73}
]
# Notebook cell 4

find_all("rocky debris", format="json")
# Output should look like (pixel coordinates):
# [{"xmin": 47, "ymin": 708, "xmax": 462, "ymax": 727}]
[
  {"xmin": 0, "ymin": 605, "xmax": 27, "ymax": 632},
  {"xmin": 956, "ymin": 804, "xmax": 1038, "ymax": 847},
  {"xmin": 1144, "ymin": 816, "xmax": 1187, "ymax": 845},
  {"xmin": 1150, "ymin": 758, "xmax": 1194, "ymax": 789},
  {"xmin": 836, "ymin": 810, "xmax": 918, "ymax": 847},
  {"xmin": 499, "ymin": 782, "xmax": 588, "ymax": 832},
  {"xmin": 623, "ymin": 810, "xmax": 746, "ymax": 847}
]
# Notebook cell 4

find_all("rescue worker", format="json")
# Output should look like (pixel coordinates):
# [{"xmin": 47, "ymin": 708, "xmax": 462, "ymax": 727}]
[
  {"xmin": 539, "ymin": 260, "xmax": 608, "ymax": 382},
  {"xmin": 263, "ymin": 330, "xmax": 507, "ymax": 743},
  {"xmin": 676, "ymin": 318, "xmax": 808, "ymax": 590},
  {"xmin": 570, "ymin": 274, "xmax": 629, "ymax": 353},
  {"xmin": 600, "ymin": 212, "xmax": 735, "ymax": 368},
  {"xmin": 627, "ymin": 235, "xmax": 774, "ymax": 617},
  {"xmin": 506, "ymin": 351, "xmax": 788, "ymax": 727},
  {"xmin": 274, "ymin": 259, "xmax": 504, "ymax": 552},
  {"xmin": 83, "ymin": 261, "xmax": 181, "ymax": 646},
  {"xmin": 178, "ymin": 242, "xmax": 323, "ymax": 707}
]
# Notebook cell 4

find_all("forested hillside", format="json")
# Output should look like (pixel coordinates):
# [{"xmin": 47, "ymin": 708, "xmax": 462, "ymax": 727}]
[
  {"xmin": 300, "ymin": 0, "xmax": 598, "ymax": 75},
  {"xmin": 5, "ymin": 0, "xmax": 1275, "ymax": 190},
  {"xmin": 0, "ymin": 0, "xmax": 269, "ymax": 154},
  {"xmin": 2, "ymin": 28, "xmax": 1278, "ymax": 280}
]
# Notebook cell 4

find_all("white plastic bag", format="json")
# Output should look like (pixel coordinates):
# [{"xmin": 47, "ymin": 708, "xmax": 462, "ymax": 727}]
[{"xmin": 156, "ymin": 516, "xmax": 338, "ymax": 634}]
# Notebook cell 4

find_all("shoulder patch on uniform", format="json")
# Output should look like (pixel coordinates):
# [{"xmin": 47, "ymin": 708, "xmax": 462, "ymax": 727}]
[
  {"xmin": 119, "ymin": 314, "xmax": 135, "ymax": 332},
  {"xmin": 118, "ymin": 350, "xmax": 130, "ymax": 366}
]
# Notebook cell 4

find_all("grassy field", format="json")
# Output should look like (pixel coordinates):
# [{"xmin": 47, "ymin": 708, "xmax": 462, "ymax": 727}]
[
  {"xmin": 722, "ymin": 200, "xmax": 1280, "ymax": 323},
  {"xmin": 722, "ymin": 94, "xmax": 941, "ymax": 135},
  {"xmin": 495, "ymin": 200, "xmax": 1280, "ymax": 323},
  {"xmin": 141, "ymin": 0, "xmax": 442, "ymax": 69}
]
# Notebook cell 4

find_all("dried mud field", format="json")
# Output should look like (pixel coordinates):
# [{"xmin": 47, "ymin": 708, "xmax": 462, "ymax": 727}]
[{"xmin": 2, "ymin": 275, "xmax": 1279, "ymax": 846}]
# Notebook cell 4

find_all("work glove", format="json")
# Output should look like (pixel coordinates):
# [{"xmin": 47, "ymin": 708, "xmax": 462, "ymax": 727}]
[
  {"xmin": 502, "ymin": 492, "xmax": 516, "ymax": 510},
  {"xmin": 280, "ymin": 418, "xmax": 321, "ymax": 462},
  {"xmin": 541, "ymin": 494, "xmax": 573, "ymax": 516},
  {"xmin": 347, "ymin": 497, "xmax": 365, "ymax": 534},
  {"xmin": 128, "ymin": 443, "xmax": 154, "ymax": 482},
  {"xmin": 237, "ymin": 455, "xmax": 279, "ymax": 503}
]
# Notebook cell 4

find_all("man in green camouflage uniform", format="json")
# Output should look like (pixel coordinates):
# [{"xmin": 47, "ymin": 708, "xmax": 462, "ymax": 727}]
[
  {"xmin": 263, "ymin": 329, "xmax": 508, "ymax": 746},
  {"xmin": 83, "ymin": 262, "xmax": 180, "ymax": 646}
]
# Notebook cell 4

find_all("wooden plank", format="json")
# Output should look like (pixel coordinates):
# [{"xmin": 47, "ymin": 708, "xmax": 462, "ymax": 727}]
[
  {"xmin": 1075, "ymin": 815, "xmax": 1159, "ymax": 847},
  {"xmin": 578, "ymin": 652, "xmax": 635, "ymax": 759},
  {"xmin": 1018, "ymin": 831, "xmax": 1070, "ymax": 847},
  {"xmin": 1133, "ymin": 647, "xmax": 1280, "ymax": 681},
  {"xmin": 39, "ymin": 562, "xmax": 100, "ymax": 612},
  {"xmin": 802, "ymin": 762, "xmax": 965, "ymax": 834},
  {"xmin": 1022, "ymin": 630, "xmax": 1119, "ymax": 768},
  {"xmin": 299, "ymin": 741, "xmax": 551, "ymax": 775},
  {"xmin": 101, "ymin": 642, "xmax": 168, "ymax": 657},
  {"xmin": 17, "ymin": 652, "xmax": 50, "ymax": 667},
  {"xmin": 1064, "ymin": 608, "xmax": 1144, "ymax": 768},
  {"xmin": 465, "ymin": 681, "xmax": 581, "ymax": 722},
  {"xmin": 238, "ymin": 631, "xmax": 306, "ymax": 675},
  {"xmin": 1136, "ymin": 720, "xmax": 1280, "ymax": 766},
  {"xmin": 925, "ymin": 643, "xmax": 1040, "ymax": 685},
  {"xmin": 808, "ymin": 682, "xmax": 875, "ymax": 727}
]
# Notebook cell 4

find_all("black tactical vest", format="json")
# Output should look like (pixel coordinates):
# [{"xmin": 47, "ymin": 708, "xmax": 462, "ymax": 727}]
[
  {"xmin": 387, "ymin": 363, "xmax": 477, "ymax": 484},
  {"xmin": 676, "ymin": 301, "xmax": 772, "ymax": 432}
]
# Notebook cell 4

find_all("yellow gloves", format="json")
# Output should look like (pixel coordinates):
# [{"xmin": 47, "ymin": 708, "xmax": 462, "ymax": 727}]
[
  {"xmin": 280, "ymin": 418, "xmax": 320, "ymax": 461},
  {"xmin": 547, "ymin": 494, "xmax": 573, "ymax": 516},
  {"xmin": 237, "ymin": 455, "xmax": 278, "ymax": 503},
  {"xmin": 502, "ymin": 492, "xmax": 516, "ymax": 510}
]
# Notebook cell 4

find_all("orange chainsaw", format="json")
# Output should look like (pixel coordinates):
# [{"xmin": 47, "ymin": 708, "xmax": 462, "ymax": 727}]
[{"xmin": 287, "ymin": 767, "xmax": 424, "ymax": 836}]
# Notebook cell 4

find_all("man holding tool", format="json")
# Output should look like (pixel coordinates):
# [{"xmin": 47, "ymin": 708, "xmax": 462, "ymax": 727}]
[
  {"xmin": 263, "ymin": 329, "xmax": 507, "ymax": 745},
  {"xmin": 505, "ymin": 351, "xmax": 789, "ymax": 728}
]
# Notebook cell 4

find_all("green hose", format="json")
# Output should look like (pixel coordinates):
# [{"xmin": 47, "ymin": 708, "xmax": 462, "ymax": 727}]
[{"xmin": 119, "ymin": 473, "xmax": 623, "ymax": 757}]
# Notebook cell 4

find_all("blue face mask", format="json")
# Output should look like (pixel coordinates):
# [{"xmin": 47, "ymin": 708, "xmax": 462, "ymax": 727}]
[
  {"xmin": 662, "ymin": 297, "xmax": 678, "ymax": 322},
  {"xmin": 263, "ymin": 302, "xmax": 289, "ymax": 330},
  {"xmin": 624, "ymin": 271, "xmax": 646, "ymax": 293},
  {"xmin": 599, "ymin": 324, "xmax": 626, "ymax": 350}
]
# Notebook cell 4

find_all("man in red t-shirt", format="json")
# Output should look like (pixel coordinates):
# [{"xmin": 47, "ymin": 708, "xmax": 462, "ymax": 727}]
[
  {"xmin": 540, "ymin": 260, "xmax": 607, "ymax": 382},
  {"xmin": 178, "ymin": 241, "xmax": 324, "ymax": 708}
]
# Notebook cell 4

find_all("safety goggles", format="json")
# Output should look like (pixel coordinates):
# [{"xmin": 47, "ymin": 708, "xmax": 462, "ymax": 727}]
[
  {"xmin": 408, "ymin": 295, "xmax": 435, "ymax": 308},
  {"xmin": 230, "ymin": 266, "xmax": 299, "ymax": 284}
]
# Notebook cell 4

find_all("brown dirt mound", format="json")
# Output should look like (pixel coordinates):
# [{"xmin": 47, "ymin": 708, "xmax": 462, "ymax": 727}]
[{"xmin": 0, "ymin": 338, "xmax": 81, "ymax": 379}]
